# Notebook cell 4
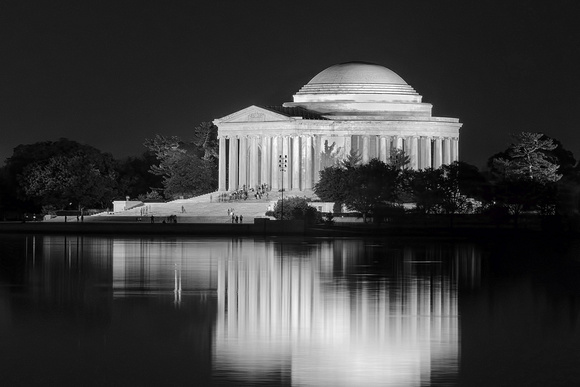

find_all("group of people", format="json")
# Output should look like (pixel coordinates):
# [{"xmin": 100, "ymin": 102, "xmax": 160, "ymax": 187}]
[
  {"xmin": 215, "ymin": 183, "xmax": 271, "ymax": 203},
  {"xmin": 253, "ymin": 184, "xmax": 269, "ymax": 200},
  {"xmin": 163, "ymin": 215, "xmax": 178, "ymax": 223},
  {"xmin": 227, "ymin": 208, "xmax": 243, "ymax": 223},
  {"xmin": 139, "ymin": 205, "xmax": 152, "ymax": 216}
]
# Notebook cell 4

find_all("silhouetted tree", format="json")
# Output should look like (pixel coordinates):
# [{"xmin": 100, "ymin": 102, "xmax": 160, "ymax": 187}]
[
  {"xmin": 320, "ymin": 140, "xmax": 340, "ymax": 169},
  {"xmin": 191, "ymin": 122, "xmax": 219, "ymax": 161},
  {"xmin": 3, "ymin": 138, "xmax": 118, "ymax": 213},
  {"xmin": 314, "ymin": 165, "xmax": 350, "ymax": 206},
  {"xmin": 493, "ymin": 132, "xmax": 561, "ymax": 183},
  {"xmin": 491, "ymin": 132, "xmax": 562, "ymax": 218},
  {"xmin": 410, "ymin": 168, "xmax": 444, "ymax": 214},
  {"xmin": 344, "ymin": 159, "xmax": 402, "ymax": 222},
  {"xmin": 388, "ymin": 148, "xmax": 411, "ymax": 170},
  {"xmin": 22, "ymin": 152, "xmax": 118, "ymax": 211},
  {"xmin": 273, "ymin": 197, "xmax": 320, "ymax": 222},
  {"xmin": 116, "ymin": 151, "xmax": 164, "ymax": 199},
  {"xmin": 144, "ymin": 131, "xmax": 217, "ymax": 199},
  {"xmin": 316, "ymin": 158, "xmax": 405, "ymax": 222}
]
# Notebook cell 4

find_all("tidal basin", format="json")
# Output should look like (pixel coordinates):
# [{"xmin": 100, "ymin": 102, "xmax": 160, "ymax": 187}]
[{"xmin": 1, "ymin": 235, "xmax": 580, "ymax": 386}]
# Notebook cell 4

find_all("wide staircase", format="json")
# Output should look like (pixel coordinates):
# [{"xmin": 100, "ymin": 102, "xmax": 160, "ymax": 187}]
[{"xmin": 83, "ymin": 190, "xmax": 317, "ymax": 223}]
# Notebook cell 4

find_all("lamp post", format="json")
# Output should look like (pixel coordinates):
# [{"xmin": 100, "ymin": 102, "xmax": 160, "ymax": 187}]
[{"xmin": 278, "ymin": 154, "xmax": 287, "ymax": 220}]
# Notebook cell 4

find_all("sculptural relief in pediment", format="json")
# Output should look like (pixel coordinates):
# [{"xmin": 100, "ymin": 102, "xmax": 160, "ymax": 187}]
[{"xmin": 217, "ymin": 106, "xmax": 292, "ymax": 123}]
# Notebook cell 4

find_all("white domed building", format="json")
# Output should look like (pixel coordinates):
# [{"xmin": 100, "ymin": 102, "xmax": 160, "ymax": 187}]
[{"xmin": 214, "ymin": 62, "xmax": 462, "ymax": 192}]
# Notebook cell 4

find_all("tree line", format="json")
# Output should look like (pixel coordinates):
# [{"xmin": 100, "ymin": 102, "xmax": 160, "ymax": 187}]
[
  {"xmin": 0, "ymin": 123, "xmax": 218, "ymax": 218},
  {"xmin": 313, "ymin": 132, "xmax": 580, "ymax": 225},
  {"xmin": 1, "ymin": 128, "xmax": 579, "ymax": 225}
]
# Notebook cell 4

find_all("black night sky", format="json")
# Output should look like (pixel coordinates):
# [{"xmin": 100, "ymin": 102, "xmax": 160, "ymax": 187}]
[{"xmin": 1, "ymin": 1, "xmax": 578, "ymax": 168}]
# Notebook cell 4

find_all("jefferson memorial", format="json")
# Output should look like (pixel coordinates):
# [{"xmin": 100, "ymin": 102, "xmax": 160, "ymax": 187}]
[{"xmin": 214, "ymin": 62, "xmax": 462, "ymax": 192}]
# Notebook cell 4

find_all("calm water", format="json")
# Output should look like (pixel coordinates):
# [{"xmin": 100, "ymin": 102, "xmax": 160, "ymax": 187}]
[{"xmin": 1, "ymin": 234, "xmax": 580, "ymax": 386}]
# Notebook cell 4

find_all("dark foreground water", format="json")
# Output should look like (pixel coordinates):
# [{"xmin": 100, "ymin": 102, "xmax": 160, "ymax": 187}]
[{"xmin": 1, "ymin": 234, "xmax": 580, "ymax": 386}]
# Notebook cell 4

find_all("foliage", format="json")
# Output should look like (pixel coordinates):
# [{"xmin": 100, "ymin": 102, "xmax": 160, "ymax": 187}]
[
  {"xmin": 314, "ymin": 165, "xmax": 351, "ymax": 205},
  {"xmin": 116, "ymin": 151, "xmax": 164, "ymax": 200},
  {"xmin": 162, "ymin": 154, "xmax": 216, "ymax": 198},
  {"xmin": 492, "ymin": 132, "xmax": 561, "ymax": 183},
  {"xmin": 2, "ymin": 138, "xmax": 118, "ymax": 212},
  {"xmin": 388, "ymin": 148, "xmax": 411, "ymax": 170},
  {"xmin": 144, "ymin": 127, "xmax": 218, "ymax": 199},
  {"xmin": 490, "ymin": 132, "xmax": 563, "ymax": 217},
  {"xmin": 315, "ymin": 158, "xmax": 406, "ymax": 222},
  {"xmin": 191, "ymin": 122, "xmax": 219, "ymax": 161},
  {"xmin": 339, "ymin": 149, "xmax": 362, "ymax": 169},
  {"xmin": 409, "ymin": 168, "xmax": 445, "ymax": 214},
  {"xmin": 137, "ymin": 190, "xmax": 164, "ymax": 202},
  {"xmin": 272, "ymin": 197, "xmax": 320, "ymax": 223},
  {"xmin": 345, "ymin": 159, "xmax": 402, "ymax": 221},
  {"xmin": 2, "ymin": 139, "xmax": 119, "ymax": 212},
  {"xmin": 22, "ymin": 152, "xmax": 118, "ymax": 209},
  {"xmin": 320, "ymin": 140, "xmax": 341, "ymax": 169}
]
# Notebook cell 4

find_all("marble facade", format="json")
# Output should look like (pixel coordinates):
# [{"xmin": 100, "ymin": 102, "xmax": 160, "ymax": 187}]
[{"xmin": 214, "ymin": 62, "xmax": 462, "ymax": 192}]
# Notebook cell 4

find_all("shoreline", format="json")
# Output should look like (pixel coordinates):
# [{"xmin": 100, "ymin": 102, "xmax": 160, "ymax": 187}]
[{"xmin": 1, "ymin": 220, "xmax": 577, "ymax": 240}]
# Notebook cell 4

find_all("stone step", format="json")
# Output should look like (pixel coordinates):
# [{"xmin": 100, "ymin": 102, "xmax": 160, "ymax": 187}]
[{"xmin": 88, "ymin": 189, "xmax": 321, "ymax": 223}]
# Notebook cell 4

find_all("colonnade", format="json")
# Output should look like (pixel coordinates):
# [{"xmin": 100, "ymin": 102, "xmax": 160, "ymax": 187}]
[{"xmin": 218, "ymin": 134, "xmax": 459, "ymax": 192}]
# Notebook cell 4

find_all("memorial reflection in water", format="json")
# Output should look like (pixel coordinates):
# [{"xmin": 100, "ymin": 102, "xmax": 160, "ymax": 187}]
[{"xmin": 22, "ymin": 236, "xmax": 480, "ymax": 386}]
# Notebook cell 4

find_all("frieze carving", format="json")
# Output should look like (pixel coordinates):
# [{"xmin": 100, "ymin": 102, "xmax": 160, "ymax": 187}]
[{"xmin": 248, "ymin": 112, "xmax": 265, "ymax": 121}]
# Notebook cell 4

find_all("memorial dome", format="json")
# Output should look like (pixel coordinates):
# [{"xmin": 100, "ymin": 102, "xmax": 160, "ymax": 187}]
[
  {"xmin": 307, "ymin": 61, "xmax": 408, "ymax": 85},
  {"xmin": 294, "ymin": 61, "xmax": 419, "ymax": 98}
]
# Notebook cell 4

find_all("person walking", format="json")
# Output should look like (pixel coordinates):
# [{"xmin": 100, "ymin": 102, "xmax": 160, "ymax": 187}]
[
  {"xmin": 240, "ymin": 215, "xmax": 243, "ymax": 223},
  {"xmin": 151, "ymin": 215, "xmax": 154, "ymax": 223}
]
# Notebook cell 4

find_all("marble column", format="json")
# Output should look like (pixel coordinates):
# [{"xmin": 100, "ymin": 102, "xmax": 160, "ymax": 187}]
[
  {"xmin": 395, "ymin": 136, "xmax": 403, "ymax": 150},
  {"xmin": 344, "ymin": 135, "xmax": 352, "ymax": 158},
  {"xmin": 443, "ymin": 138, "xmax": 452, "ymax": 165},
  {"xmin": 379, "ymin": 136, "xmax": 388, "ymax": 163},
  {"xmin": 425, "ymin": 137, "xmax": 432, "ymax": 168},
  {"xmin": 305, "ymin": 135, "xmax": 313, "ymax": 190},
  {"xmin": 419, "ymin": 137, "xmax": 429, "ymax": 169},
  {"xmin": 433, "ymin": 137, "xmax": 443, "ymax": 169},
  {"xmin": 282, "ymin": 136, "xmax": 290, "ymax": 191},
  {"xmin": 405, "ymin": 136, "xmax": 413, "ymax": 167},
  {"xmin": 385, "ymin": 136, "xmax": 391, "ymax": 162},
  {"xmin": 410, "ymin": 136, "xmax": 419, "ymax": 170},
  {"xmin": 228, "ymin": 136, "xmax": 238, "ymax": 191},
  {"xmin": 271, "ymin": 136, "xmax": 280, "ymax": 190},
  {"xmin": 292, "ymin": 135, "xmax": 301, "ymax": 190},
  {"xmin": 250, "ymin": 136, "xmax": 259, "ymax": 189},
  {"xmin": 239, "ymin": 136, "xmax": 248, "ymax": 190},
  {"xmin": 362, "ymin": 135, "xmax": 370, "ymax": 164},
  {"xmin": 218, "ymin": 137, "xmax": 227, "ymax": 191},
  {"xmin": 451, "ymin": 138, "xmax": 459, "ymax": 162},
  {"xmin": 261, "ymin": 136, "xmax": 270, "ymax": 189},
  {"xmin": 313, "ymin": 135, "xmax": 321, "ymax": 186}
]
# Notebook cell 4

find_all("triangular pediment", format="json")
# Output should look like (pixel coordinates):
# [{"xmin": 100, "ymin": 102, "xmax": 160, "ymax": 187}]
[{"xmin": 216, "ymin": 105, "xmax": 294, "ymax": 123}]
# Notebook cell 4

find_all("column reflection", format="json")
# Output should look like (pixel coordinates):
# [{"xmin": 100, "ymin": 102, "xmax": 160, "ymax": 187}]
[{"xmin": 214, "ymin": 240, "xmax": 477, "ymax": 386}]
